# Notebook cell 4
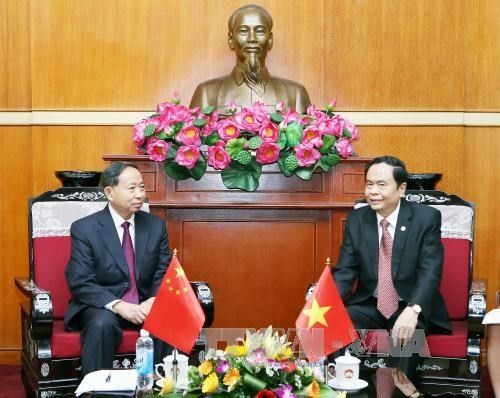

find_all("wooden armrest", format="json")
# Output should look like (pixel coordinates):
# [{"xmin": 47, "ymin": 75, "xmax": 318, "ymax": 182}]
[
  {"xmin": 468, "ymin": 279, "xmax": 487, "ymax": 338},
  {"xmin": 14, "ymin": 277, "xmax": 54, "ymax": 339}
]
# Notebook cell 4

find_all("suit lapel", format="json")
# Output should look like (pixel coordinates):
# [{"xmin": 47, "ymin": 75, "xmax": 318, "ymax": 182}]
[
  {"xmin": 98, "ymin": 206, "xmax": 130, "ymax": 278},
  {"xmin": 392, "ymin": 200, "xmax": 413, "ymax": 277},
  {"xmin": 134, "ymin": 211, "xmax": 148, "ymax": 280},
  {"xmin": 363, "ymin": 209, "xmax": 379, "ymax": 279}
]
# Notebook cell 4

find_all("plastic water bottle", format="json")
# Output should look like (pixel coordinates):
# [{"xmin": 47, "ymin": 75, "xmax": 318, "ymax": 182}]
[{"xmin": 136, "ymin": 329, "xmax": 154, "ymax": 391}]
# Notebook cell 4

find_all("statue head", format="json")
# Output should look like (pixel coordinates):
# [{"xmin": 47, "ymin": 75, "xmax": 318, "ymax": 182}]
[{"xmin": 228, "ymin": 4, "xmax": 273, "ymax": 96}]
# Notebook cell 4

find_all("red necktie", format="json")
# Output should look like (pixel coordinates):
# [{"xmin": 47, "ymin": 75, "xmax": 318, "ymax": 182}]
[
  {"xmin": 121, "ymin": 221, "xmax": 139, "ymax": 304},
  {"xmin": 376, "ymin": 368, "xmax": 395, "ymax": 398},
  {"xmin": 377, "ymin": 219, "xmax": 398, "ymax": 319}
]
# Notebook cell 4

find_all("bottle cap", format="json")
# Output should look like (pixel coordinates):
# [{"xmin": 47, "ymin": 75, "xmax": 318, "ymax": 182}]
[{"xmin": 140, "ymin": 329, "xmax": 149, "ymax": 337}]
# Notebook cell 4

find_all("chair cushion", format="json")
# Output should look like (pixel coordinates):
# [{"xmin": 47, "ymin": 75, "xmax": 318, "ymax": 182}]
[
  {"xmin": 440, "ymin": 238, "xmax": 470, "ymax": 320},
  {"xmin": 51, "ymin": 320, "xmax": 139, "ymax": 359},
  {"xmin": 33, "ymin": 236, "xmax": 72, "ymax": 319},
  {"xmin": 363, "ymin": 321, "xmax": 467, "ymax": 359}
]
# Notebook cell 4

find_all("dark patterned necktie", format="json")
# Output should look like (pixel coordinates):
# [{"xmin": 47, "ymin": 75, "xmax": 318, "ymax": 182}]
[
  {"xmin": 377, "ymin": 219, "xmax": 398, "ymax": 319},
  {"xmin": 376, "ymin": 368, "xmax": 395, "ymax": 398},
  {"xmin": 121, "ymin": 221, "xmax": 139, "ymax": 304}
]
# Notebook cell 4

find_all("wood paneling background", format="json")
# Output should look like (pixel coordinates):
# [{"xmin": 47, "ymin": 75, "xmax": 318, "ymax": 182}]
[{"xmin": 0, "ymin": 0, "xmax": 498, "ymax": 363}]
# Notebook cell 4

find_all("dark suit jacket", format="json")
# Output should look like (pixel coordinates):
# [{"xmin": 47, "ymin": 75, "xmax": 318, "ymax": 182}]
[
  {"xmin": 333, "ymin": 199, "xmax": 451, "ymax": 333},
  {"xmin": 64, "ymin": 205, "xmax": 171, "ymax": 329}
]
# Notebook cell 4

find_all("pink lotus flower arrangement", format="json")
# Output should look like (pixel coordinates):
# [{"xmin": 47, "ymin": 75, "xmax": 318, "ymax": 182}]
[{"xmin": 133, "ymin": 96, "xmax": 359, "ymax": 191}]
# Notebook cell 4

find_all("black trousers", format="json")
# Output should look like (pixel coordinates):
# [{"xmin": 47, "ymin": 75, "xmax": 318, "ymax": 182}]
[
  {"xmin": 75, "ymin": 306, "xmax": 172, "ymax": 375},
  {"xmin": 344, "ymin": 297, "xmax": 428, "ymax": 379}
]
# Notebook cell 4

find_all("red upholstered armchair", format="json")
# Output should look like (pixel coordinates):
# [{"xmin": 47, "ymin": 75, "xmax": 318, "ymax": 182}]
[
  {"xmin": 15, "ymin": 187, "xmax": 214, "ymax": 398},
  {"xmin": 355, "ymin": 191, "xmax": 486, "ymax": 396}
]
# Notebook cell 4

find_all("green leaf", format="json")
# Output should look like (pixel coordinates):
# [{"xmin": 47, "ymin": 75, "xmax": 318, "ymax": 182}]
[
  {"xmin": 295, "ymin": 164, "xmax": 316, "ymax": 180},
  {"xmin": 285, "ymin": 122, "xmax": 303, "ymax": 147},
  {"xmin": 342, "ymin": 127, "xmax": 352, "ymax": 138},
  {"xmin": 173, "ymin": 122, "xmax": 184, "ymax": 134},
  {"xmin": 203, "ymin": 132, "xmax": 220, "ymax": 146},
  {"xmin": 270, "ymin": 112, "xmax": 284, "ymax": 123},
  {"xmin": 201, "ymin": 105, "xmax": 215, "ymax": 115},
  {"xmin": 319, "ymin": 134, "xmax": 336, "ymax": 154},
  {"xmin": 144, "ymin": 124, "xmax": 156, "ymax": 137},
  {"xmin": 225, "ymin": 138, "xmax": 247, "ymax": 159},
  {"xmin": 277, "ymin": 131, "xmax": 287, "ymax": 150},
  {"xmin": 164, "ymin": 153, "xmax": 207, "ymax": 181},
  {"xmin": 156, "ymin": 132, "xmax": 168, "ymax": 140},
  {"xmin": 221, "ymin": 160, "xmax": 262, "ymax": 191},
  {"xmin": 316, "ymin": 156, "xmax": 330, "ymax": 173},
  {"xmin": 193, "ymin": 118, "xmax": 206, "ymax": 128}
]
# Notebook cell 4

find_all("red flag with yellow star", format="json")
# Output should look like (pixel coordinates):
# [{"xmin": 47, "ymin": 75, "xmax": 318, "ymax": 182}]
[
  {"xmin": 143, "ymin": 255, "xmax": 205, "ymax": 354},
  {"xmin": 296, "ymin": 265, "xmax": 358, "ymax": 361}
]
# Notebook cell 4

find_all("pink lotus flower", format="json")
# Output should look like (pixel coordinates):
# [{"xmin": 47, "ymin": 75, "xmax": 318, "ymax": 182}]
[
  {"xmin": 302, "ymin": 127, "xmax": 323, "ymax": 148},
  {"xmin": 218, "ymin": 119, "xmax": 241, "ymax": 141},
  {"xmin": 227, "ymin": 100, "xmax": 239, "ymax": 114},
  {"xmin": 176, "ymin": 124, "xmax": 201, "ymax": 146},
  {"xmin": 175, "ymin": 145, "xmax": 201, "ymax": 169},
  {"xmin": 235, "ymin": 109, "xmax": 261, "ymax": 132},
  {"xmin": 133, "ymin": 118, "xmax": 152, "ymax": 147},
  {"xmin": 325, "ymin": 99, "xmax": 337, "ymax": 112},
  {"xmin": 201, "ymin": 111, "xmax": 219, "ymax": 137},
  {"xmin": 343, "ymin": 119, "xmax": 360, "ymax": 140},
  {"xmin": 335, "ymin": 138, "xmax": 353, "ymax": 158},
  {"xmin": 207, "ymin": 141, "xmax": 231, "ymax": 170},
  {"xmin": 145, "ymin": 138, "xmax": 170, "ymax": 162},
  {"xmin": 294, "ymin": 143, "xmax": 321, "ymax": 167},
  {"xmin": 259, "ymin": 122, "xmax": 279, "ymax": 142},
  {"xmin": 306, "ymin": 104, "xmax": 324, "ymax": 120},
  {"xmin": 256, "ymin": 142, "xmax": 280, "ymax": 164},
  {"xmin": 331, "ymin": 115, "xmax": 345, "ymax": 137},
  {"xmin": 279, "ymin": 109, "xmax": 301, "ymax": 129},
  {"xmin": 251, "ymin": 101, "xmax": 270, "ymax": 123},
  {"xmin": 275, "ymin": 101, "xmax": 285, "ymax": 113}
]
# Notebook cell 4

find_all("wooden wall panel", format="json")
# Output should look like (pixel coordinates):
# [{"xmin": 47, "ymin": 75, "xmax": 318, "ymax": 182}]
[
  {"xmin": 464, "ymin": 128, "xmax": 500, "ymax": 310},
  {"xmin": 0, "ymin": 127, "xmax": 32, "ymax": 363},
  {"xmin": 31, "ymin": 126, "xmax": 136, "ymax": 194},
  {"xmin": 354, "ymin": 126, "xmax": 464, "ymax": 195},
  {"xmin": 465, "ymin": 0, "xmax": 500, "ymax": 110},
  {"xmin": 0, "ymin": 0, "xmax": 31, "ymax": 109},
  {"xmin": 324, "ymin": 0, "xmax": 465, "ymax": 110}
]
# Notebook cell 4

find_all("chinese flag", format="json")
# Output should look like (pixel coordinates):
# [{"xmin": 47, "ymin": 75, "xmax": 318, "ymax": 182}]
[
  {"xmin": 143, "ymin": 255, "xmax": 205, "ymax": 354},
  {"xmin": 295, "ymin": 265, "xmax": 358, "ymax": 362}
]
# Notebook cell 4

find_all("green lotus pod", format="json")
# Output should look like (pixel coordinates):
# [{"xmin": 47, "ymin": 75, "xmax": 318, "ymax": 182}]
[
  {"xmin": 284, "ymin": 154, "xmax": 299, "ymax": 171},
  {"xmin": 236, "ymin": 150, "xmax": 253, "ymax": 165},
  {"xmin": 248, "ymin": 136, "xmax": 263, "ymax": 150},
  {"xmin": 324, "ymin": 152, "xmax": 341, "ymax": 167}
]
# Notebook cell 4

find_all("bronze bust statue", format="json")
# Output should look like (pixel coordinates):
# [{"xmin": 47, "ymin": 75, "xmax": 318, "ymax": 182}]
[{"xmin": 190, "ymin": 4, "xmax": 311, "ymax": 113}]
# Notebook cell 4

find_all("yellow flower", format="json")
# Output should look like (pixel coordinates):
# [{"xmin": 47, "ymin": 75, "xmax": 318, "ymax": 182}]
[
  {"xmin": 198, "ymin": 360, "xmax": 213, "ymax": 375},
  {"xmin": 202, "ymin": 372, "xmax": 219, "ymax": 394},
  {"xmin": 277, "ymin": 346, "xmax": 293, "ymax": 359},
  {"xmin": 225, "ymin": 343, "xmax": 247, "ymax": 357},
  {"xmin": 160, "ymin": 377, "xmax": 174, "ymax": 394},
  {"xmin": 223, "ymin": 368, "xmax": 240, "ymax": 388},
  {"xmin": 305, "ymin": 380, "xmax": 320, "ymax": 398}
]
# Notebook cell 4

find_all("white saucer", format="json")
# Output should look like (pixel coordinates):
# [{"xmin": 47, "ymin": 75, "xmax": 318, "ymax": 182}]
[
  {"xmin": 155, "ymin": 378, "xmax": 188, "ymax": 390},
  {"xmin": 327, "ymin": 378, "xmax": 368, "ymax": 392}
]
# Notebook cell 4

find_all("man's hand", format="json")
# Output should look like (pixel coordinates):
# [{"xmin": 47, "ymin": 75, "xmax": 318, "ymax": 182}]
[
  {"xmin": 391, "ymin": 306, "xmax": 418, "ymax": 346},
  {"xmin": 139, "ymin": 297, "xmax": 155, "ymax": 316},
  {"xmin": 113, "ymin": 301, "xmax": 148, "ymax": 324},
  {"xmin": 391, "ymin": 368, "xmax": 420, "ymax": 397}
]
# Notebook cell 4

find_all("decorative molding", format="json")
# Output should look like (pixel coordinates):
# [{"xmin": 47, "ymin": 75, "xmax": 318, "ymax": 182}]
[{"xmin": 0, "ymin": 111, "xmax": 499, "ymax": 127}]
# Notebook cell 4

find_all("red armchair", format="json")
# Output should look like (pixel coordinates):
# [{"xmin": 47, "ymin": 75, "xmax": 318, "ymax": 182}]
[{"xmin": 15, "ymin": 187, "xmax": 214, "ymax": 398}]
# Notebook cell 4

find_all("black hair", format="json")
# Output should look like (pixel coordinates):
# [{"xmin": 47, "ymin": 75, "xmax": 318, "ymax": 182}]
[
  {"xmin": 364, "ymin": 156, "xmax": 408, "ymax": 187},
  {"xmin": 100, "ymin": 162, "xmax": 139, "ymax": 188}
]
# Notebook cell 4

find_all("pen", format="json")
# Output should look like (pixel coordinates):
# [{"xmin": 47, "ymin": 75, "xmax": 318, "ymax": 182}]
[{"xmin": 105, "ymin": 373, "xmax": 111, "ymax": 383}]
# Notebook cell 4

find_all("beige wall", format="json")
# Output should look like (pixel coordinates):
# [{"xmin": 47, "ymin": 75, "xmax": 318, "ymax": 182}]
[{"xmin": 0, "ymin": 0, "xmax": 498, "ymax": 363}]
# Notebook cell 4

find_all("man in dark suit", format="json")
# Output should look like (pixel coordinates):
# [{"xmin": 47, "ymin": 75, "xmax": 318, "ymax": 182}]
[
  {"xmin": 333, "ymin": 156, "xmax": 451, "ymax": 377},
  {"xmin": 65, "ymin": 162, "xmax": 172, "ymax": 375}
]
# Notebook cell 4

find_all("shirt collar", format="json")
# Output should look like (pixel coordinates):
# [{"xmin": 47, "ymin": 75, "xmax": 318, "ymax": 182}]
[
  {"xmin": 376, "ymin": 200, "xmax": 401, "ymax": 227},
  {"xmin": 231, "ymin": 66, "xmax": 270, "ymax": 86},
  {"xmin": 108, "ymin": 204, "xmax": 135, "ymax": 229}
]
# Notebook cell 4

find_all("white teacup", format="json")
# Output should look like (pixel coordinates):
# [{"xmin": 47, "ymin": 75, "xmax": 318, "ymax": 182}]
[
  {"xmin": 327, "ymin": 351, "xmax": 360, "ymax": 385},
  {"xmin": 155, "ymin": 353, "xmax": 189, "ymax": 388}
]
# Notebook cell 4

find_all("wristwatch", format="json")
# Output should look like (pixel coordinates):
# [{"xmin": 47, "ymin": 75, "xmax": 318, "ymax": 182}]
[{"xmin": 408, "ymin": 303, "xmax": 422, "ymax": 315}]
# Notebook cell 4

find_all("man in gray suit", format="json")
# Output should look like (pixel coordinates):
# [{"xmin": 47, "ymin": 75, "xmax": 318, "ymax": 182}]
[
  {"xmin": 333, "ymin": 156, "xmax": 451, "ymax": 376},
  {"xmin": 65, "ymin": 162, "xmax": 172, "ymax": 374}
]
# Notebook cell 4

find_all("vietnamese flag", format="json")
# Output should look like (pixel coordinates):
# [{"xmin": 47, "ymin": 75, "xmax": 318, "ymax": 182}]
[
  {"xmin": 296, "ymin": 265, "xmax": 358, "ymax": 362},
  {"xmin": 143, "ymin": 254, "xmax": 205, "ymax": 354}
]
